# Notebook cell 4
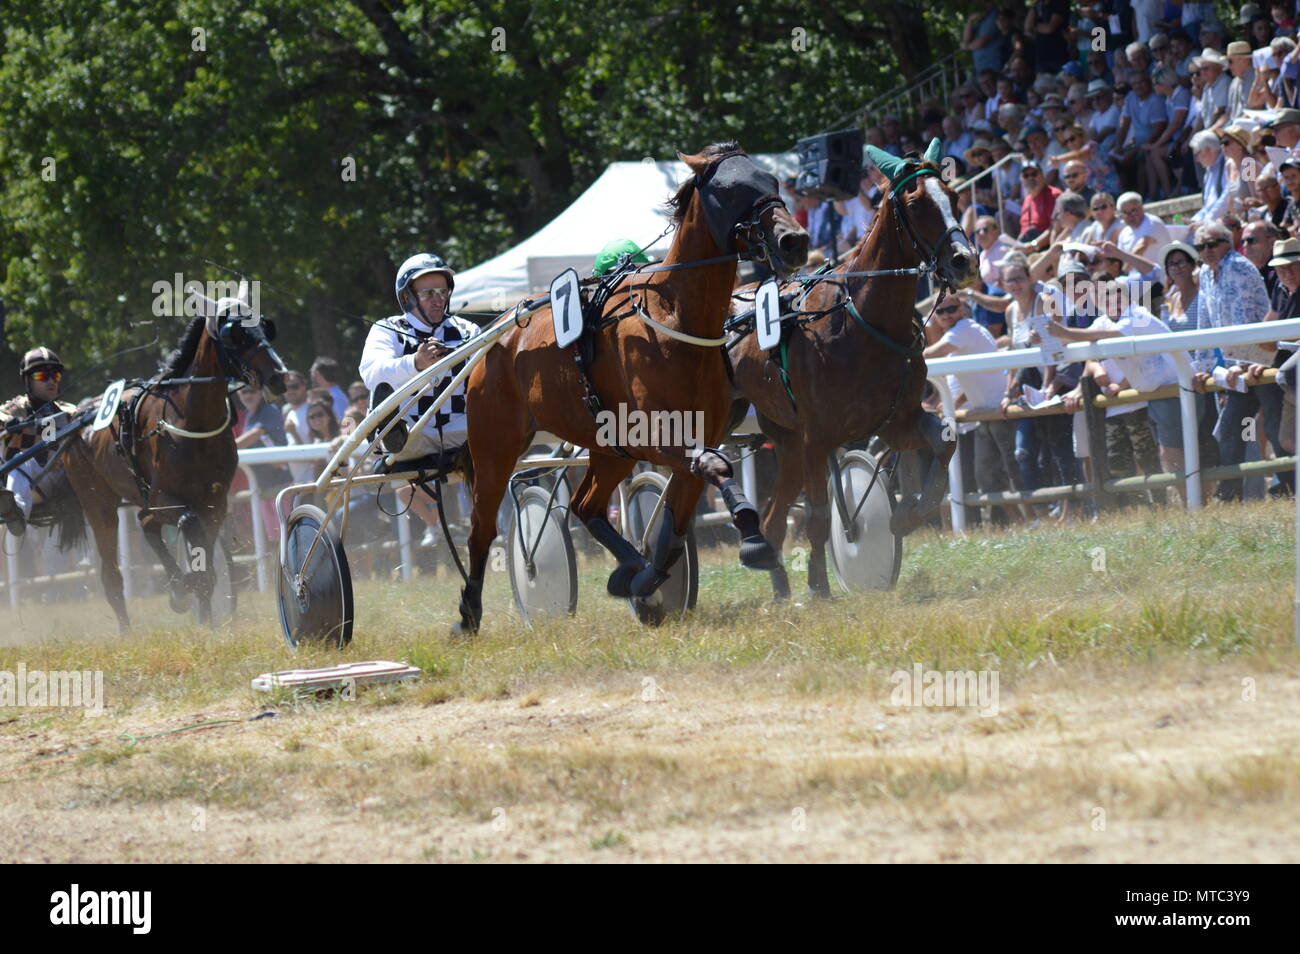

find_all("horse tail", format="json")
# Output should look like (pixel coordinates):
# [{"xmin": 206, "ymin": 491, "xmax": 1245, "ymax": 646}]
[{"xmin": 52, "ymin": 492, "xmax": 88, "ymax": 553}]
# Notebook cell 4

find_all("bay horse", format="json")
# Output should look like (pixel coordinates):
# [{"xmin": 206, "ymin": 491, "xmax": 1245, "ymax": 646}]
[
  {"xmin": 455, "ymin": 142, "xmax": 810, "ymax": 634},
  {"xmin": 64, "ymin": 290, "xmax": 287, "ymax": 630},
  {"xmin": 728, "ymin": 139, "xmax": 979, "ymax": 600}
]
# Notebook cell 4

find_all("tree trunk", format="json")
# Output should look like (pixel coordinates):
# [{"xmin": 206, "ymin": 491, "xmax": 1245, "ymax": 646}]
[{"xmin": 309, "ymin": 295, "xmax": 342, "ymax": 361}]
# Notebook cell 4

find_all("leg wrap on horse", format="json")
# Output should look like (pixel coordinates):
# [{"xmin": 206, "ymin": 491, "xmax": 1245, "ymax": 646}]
[
  {"xmin": 629, "ymin": 504, "xmax": 684, "ymax": 598},
  {"xmin": 717, "ymin": 478, "xmax": 779, "ymax": 571},
  {"xmin": 717, "ymin": 477, "xmax": 758, "ymax": 520},
  {"xmin": 584, "ymin": 516, "xmax": 649, "ymax": 597}
]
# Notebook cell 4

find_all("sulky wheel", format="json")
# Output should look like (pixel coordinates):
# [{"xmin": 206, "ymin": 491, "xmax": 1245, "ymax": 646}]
[
  {"xmin": 827, "ymin": 449, "xmax": 902, "ymax": 592},
  {"xmin": 507, "ymin": 484, "xmax": 578, "ymax": 627},
  {"xmin": 620, "ymin": 470, "xmax": 698, "ymax": 626},
  {"xmin": 278, "ymin": 504, "xmax": 354, "ymax": 650}
]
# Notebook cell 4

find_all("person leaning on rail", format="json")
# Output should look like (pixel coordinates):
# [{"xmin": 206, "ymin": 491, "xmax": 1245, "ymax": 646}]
[{"xmin": 0, "ymin": 348, "xmax": 78, "ymax": 538}]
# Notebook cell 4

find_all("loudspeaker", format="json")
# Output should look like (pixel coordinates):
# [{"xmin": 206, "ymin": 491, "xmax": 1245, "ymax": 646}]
[{"xmin": 793, "ymin": 129, "xmax": 865, "ymax": 201}]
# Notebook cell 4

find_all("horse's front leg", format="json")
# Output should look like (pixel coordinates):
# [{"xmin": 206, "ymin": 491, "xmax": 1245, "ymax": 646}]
[
  {"xmin": 890, "ymin": 411, "xmax": 954, "ymax": 536},
  {"xmin": 138, "ymin": 506, "xmax": 190, "ymax": 614},
  {"xmin": 571, "ymin": 454, "xmax": 645, "ymax": 596},
  {"xmin": 688, "ymin": 446, "xmax": 780, "ymax": 571},
  {"xmin": 178, "ymin": 509, "xmax": 214, "ymax": 625}
]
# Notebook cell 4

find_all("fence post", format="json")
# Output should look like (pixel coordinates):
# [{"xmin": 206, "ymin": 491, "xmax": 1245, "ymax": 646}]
[
  {"xmin": 1082, "ymin": 376, "xmax": 1110, "ymax": 514},
  {"xmin": 241, "ymin": 467, "xmax": 267, "ymax": 593},
  {"xmin": 932, "ymin": 378, "xmax": 965, "ymax": 533},
  {"xmin": 1170, "ymin": 353, "xmax": 1202, "ymax": 509},
  {"xmin": 117, "ymin": 506, "xmax": 132, "ymax": 600},
  {"xmin": 5, "ymin": 535, "xmax": 17, "ymax": 610},
  {"xmin": 397, "ymin": 509, "xmax": 413, "ymax": 582}
]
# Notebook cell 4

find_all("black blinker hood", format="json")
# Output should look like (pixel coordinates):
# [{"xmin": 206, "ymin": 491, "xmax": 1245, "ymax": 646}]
[{"xmin": 696, "ymin": 153, "xmax": 780, "ymax": 253}]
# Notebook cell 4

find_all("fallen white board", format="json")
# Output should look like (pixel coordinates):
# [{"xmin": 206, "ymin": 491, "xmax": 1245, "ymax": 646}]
[{"xmin": 252, "ymin": 660, "xmax": 422, "ymax": 693}]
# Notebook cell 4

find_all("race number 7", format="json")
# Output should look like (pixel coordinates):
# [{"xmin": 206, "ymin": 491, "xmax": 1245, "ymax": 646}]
[
  {"xmin": 550, "ymin": 269, "xmax": 583, "ymax": 348},
  {"xmin": 755, "ymin": 278, "xmax": 782, "ymax": 351}
]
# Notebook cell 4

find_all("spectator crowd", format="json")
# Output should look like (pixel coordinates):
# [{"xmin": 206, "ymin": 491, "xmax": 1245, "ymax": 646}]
[{"xmin": 779, "ymin": 0, "xmax": 1300, "ymax": 526}]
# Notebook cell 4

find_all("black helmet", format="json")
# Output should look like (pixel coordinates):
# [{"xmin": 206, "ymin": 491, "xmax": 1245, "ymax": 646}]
[{"xmin": 19, "ymin": 347, "xmax": 64, "ymax": 376}]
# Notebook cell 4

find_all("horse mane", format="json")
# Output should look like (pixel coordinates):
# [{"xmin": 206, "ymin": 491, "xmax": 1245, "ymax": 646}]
[
  {"xmin": 158, "ymin": 316, "xmax": 207, "ymax": 377},
  {"xmin": 666, "ymin": 140, "xmax": 745, "ymax": 225}
]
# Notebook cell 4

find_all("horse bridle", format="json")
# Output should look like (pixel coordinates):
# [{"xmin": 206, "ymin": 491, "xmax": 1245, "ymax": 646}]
[
  {"xmin": 887, "ymin": 166, "xmax": 967, "ymax": 293},
  {"xmin": 213, "ymin": 312, "xmax": 279, "ymax": 390}
]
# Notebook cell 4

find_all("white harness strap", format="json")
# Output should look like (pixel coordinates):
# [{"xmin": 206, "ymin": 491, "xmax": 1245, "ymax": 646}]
[
  {"xmin": 157, "ymin": 399, "xmax": 233, "ymax": 440},
  {"xmin": 631, "ymin": 294, "xmax": 728, "ymax": 347}
]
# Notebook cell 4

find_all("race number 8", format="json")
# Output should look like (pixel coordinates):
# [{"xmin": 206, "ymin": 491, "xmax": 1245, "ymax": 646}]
[
  {"xmin": 550, "ymin": 268, "xmax": 583, "ymax": 348},
  {"xmin": 92, "ymin": 379, "xmax": 126, "ymax": 432},
  {"xmin": 755, "ymin": 278, "xmax": 782, "ymax": 351}
]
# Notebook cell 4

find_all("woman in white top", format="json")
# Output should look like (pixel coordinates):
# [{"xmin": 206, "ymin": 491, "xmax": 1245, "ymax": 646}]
[{"xmin": 1079, "ymin": 192, "xmax": 1122, "ymax": 245}]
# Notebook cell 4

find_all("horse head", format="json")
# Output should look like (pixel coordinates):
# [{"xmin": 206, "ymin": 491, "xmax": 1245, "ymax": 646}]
[
  {"xmin": 865, "ymin": 139, "xmax": 979, "ymax": 291},
  {"xmin": 194, "ymin": 284, "xmax": 289, "ymax": 397},
  {"xmin": 678, "ymin": 144, "xmax": 810, "ymax": 276}
]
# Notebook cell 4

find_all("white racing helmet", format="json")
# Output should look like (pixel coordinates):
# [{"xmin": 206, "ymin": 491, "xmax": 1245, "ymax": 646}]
[{"xmin": 395, "ymin": 252, "xmax": 456, "ymax": 313}]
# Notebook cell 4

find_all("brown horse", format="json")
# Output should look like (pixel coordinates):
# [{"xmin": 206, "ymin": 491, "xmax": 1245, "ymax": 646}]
[
  {"xmin": 455, "ymin": 142, "xmax": 810, "ymax": 633},
  {"xmin": 65, "ymin": 292, "xmax": 287, "ymax": 629},
  {"xmin": 728, "ymin": 139, "xmax": 979, "ymax": 600}
]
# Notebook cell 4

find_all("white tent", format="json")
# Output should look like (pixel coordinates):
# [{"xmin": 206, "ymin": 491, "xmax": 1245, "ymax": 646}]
[{"xmin": 450, "ymin": 153, "xmax": 800, "ymax": 314}]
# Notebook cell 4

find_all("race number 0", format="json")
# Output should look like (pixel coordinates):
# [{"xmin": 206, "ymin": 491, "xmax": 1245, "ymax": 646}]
[
  {"xmin": 550, "ymin": 269, "xmax": 583, "ymax": 348},
  {"xmin": 92, "ymin": 379, "xmax": 126, "ymax": 432},
  {"xmin": 755, "ymin": 278, "xmax": 782, "ymax": 351}
]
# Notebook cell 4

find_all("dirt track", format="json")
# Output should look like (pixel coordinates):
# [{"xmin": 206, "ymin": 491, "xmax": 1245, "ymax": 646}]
[{"xmin": 3, "ymin": 657, "xmax": 1297, "ymax": 863}]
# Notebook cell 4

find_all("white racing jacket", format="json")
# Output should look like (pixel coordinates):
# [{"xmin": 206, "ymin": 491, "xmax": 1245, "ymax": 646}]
[{"xmin": 358, "ymin": 311, "xmax": 482, "ymax": 451}]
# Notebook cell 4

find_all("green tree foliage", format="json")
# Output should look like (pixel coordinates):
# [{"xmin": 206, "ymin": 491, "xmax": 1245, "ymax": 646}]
[{"xmin": 0, "ymin": 0, "xmax": 963, "ymax": 390}]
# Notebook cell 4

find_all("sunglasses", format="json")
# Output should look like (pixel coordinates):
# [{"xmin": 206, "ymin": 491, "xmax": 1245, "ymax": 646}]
[
  {"xmin": 1242, "ymin": 236, "xmax": 1263, "ymax": 245},
  {"xmin": 308, "ymin": 412, "xmax": 329, "ymax": 421},
  {"xmin": 1021, "ymin": 170, "xmax": 1041, "ymax": 178},
  {"xmin": 28, "ymin": 369, "xmax": 61, "ymax": 382},
  {"xmin": 935, "ymin": 304, "xmax": 962, "ymax": 315},
  {"xmin": 1167, "ymin": 258, "xmax": 1194, "ymax": 268},
  {"xmin": 414, "ymin": 288, "xmax": 451, "ymax": 302},
  {"xmin": 1193, "ymin": 239, "xmax": 1226, "ymax": 251},
  {"xmin": 1053, "ymin": 124, "xmax": 1070, "ymax": 132}
]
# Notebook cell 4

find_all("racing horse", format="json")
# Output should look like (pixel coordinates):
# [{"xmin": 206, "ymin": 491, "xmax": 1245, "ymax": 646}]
[
  {"xmin": 728, "ymin": 139, "xmax": 979, "ymax": 600},
  {"xmin": 64, "ymin": 289, "xmax": 287, "ymax": 630},
  {"xmin": 455, "ymin": 141, "xmax": 810, "ymax": 633}
]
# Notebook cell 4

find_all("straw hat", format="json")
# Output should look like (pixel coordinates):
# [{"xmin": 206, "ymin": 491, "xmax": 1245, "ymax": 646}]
[{"xmin": 1268, "ymin": 237, "xmax": 1300, "ymax": 267}]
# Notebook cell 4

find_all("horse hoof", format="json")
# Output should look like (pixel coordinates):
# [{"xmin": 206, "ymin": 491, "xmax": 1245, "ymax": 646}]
[
  {"xmin": 606, "ymin": 564, "xmax": 639, "ymax": 598},
  {"xmin": 770, "ymin": 566, "xmax": 792, "ymax": 602},
  {"xmin": 450, "ymin": 618, "xmax": 479, "ymax": 639},
  {"xmin": 629, "ymin": 565, "xmax": 668, "ymax": 598},
  {"xmin": 739, "ymin": 535, "xmax": 781, "ymax": 571},
  {"xmin": 168, "ymin": 589, "xmax": 192, "ymax": 613}
]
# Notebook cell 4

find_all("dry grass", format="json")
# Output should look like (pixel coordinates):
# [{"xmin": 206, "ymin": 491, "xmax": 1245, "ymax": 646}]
[{"xmin": 0, "ymin": 500, "xmax": 1297, "ymax": 862}]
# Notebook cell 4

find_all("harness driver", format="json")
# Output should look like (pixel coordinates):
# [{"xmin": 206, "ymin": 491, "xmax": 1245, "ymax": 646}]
[
  {"xmin": 359, "ymin": 252, "xmax": 482, "ymax": 539},
  {"xmin": 0, "ymin": 348, "xmax": 78, "ymax": 537}
]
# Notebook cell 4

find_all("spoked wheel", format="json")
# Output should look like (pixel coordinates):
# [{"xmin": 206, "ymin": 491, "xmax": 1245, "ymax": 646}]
[
  {"xmin": 278, "ymin": 504, "xmax": 354, "ymax": 650},
  {"xmin": 507, "ymin": 484, "xmax": 578, "ymax": 626},
  {"xmin": 169, "ymin": 529, "xmax": 238, "ymax": 625},
  {"xmin": 828, "ymin": 449, "xmax": 901, "ymax": 592},
  {"xmin": 620, "ymin": 471, "xmax": 698, "ymax": 626}
]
